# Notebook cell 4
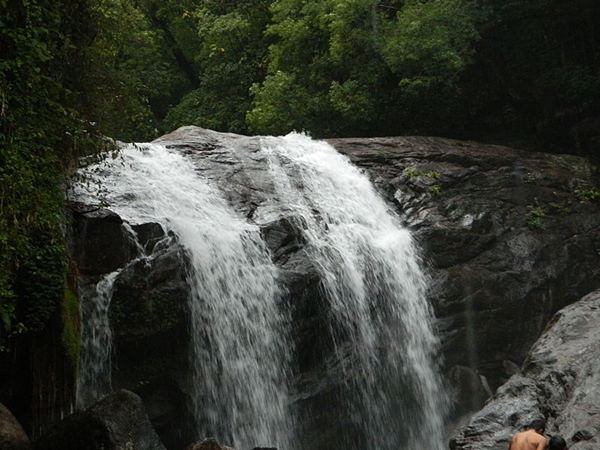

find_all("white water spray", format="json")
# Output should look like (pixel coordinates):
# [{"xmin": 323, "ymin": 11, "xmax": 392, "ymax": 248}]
[{"xmin": 72, "ymin": 143, "xmax": 294, "ymax": 449}]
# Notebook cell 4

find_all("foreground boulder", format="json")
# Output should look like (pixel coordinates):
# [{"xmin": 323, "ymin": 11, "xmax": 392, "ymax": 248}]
[
  {"xmin": 33, "ymin": 390, "xmax": 166, "ymax": 450},
  {"xmin": 184, "ymin": 437, "xmax": 235, "ymax": 450},
  {"xmin": 449, "ymin": 288, "xmax": 600, "ymax": 450},
  {"xmin": 0, "ymin": 403, "xmax": 29, "ymax": 450}
]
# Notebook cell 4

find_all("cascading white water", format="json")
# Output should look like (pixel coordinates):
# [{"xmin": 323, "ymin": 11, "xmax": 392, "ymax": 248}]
[
  {"xmin": 260, "ymin": 133, "xmax": 449, "ymax": 450},
  {"xmin": 72, "ymin": 132, "xmax": 448, "ymax": 450},
  {"xmin": 72, "ymin": 143, "xmax": 294, "ymax": 449},
  {"xmin": 76, "ymin": 270, "xmax": 119, "ymax": 409}
]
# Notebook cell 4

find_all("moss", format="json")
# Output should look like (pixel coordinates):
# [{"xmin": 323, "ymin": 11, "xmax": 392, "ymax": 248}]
[
  {"xmin": 61, "ymin": 286, "xmax": 81, "ymax": 372},
  {"xmin": 428, "ymin": 184, "xmax": 442, "ymax": 197},
  {"xmin": 547, "ymin": 202, "xmax": 571, "ymax": 215},
  {"xmin": 574, "ymin": 188, "xmax": 600, "ymax": 202},
  {"xmin": 110, "ymin": 280, "xmax": 182, "ymax": 335}
]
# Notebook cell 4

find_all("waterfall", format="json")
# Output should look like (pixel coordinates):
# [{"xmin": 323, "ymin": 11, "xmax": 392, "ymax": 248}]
[
  {"xmin": 71, "ymin": 131, "xmax": 448, "ymax": 450},
  {"xmin": 76, "ymin": 270, "xmax": 119, "ymax": 409},
  {"xmin": 75, "ymin": 223, "xmax": 146, "ymax": 410},
  {"xmin": 260, "ymin": 133, "xmax": 448, "ymax": 450},
  {"xmin": 72, "ymin": 143, "xmax": 294, "ymax": 449}
]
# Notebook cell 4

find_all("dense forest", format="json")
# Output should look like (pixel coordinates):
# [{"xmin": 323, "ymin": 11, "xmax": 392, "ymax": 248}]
[{"xmin": 1, "ymin": 0, "xmax": 600, "ymax": 366}]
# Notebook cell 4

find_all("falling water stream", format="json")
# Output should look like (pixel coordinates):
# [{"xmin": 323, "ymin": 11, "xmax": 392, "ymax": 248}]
[
  {"xmin": 76, "ymin": 270, "xmax": 119, "ymax": 409},
  {"xmin": 261, "ymin": 134, "xmax": 448, "ymax": 450},
  {"xmin": 73, "ymin": 143, "xmax": 293, "ymax": 449},
  {"xmin": 72, "ymin": 132, "xmax": 448, "ymax": 450}
]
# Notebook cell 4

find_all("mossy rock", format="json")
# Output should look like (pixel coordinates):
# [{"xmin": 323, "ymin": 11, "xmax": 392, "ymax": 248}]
[{"xmin": 110, "ymin": 279, "xmax": 186, "ymax": 337}]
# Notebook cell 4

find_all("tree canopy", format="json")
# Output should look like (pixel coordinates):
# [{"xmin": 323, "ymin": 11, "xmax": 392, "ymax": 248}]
[{"xmin": 148, "ymin": 0, "xmax": 600, "ymax": 156}]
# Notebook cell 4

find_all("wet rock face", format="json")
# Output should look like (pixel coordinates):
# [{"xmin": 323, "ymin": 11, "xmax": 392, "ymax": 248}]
[
  {"xmin": 449, "ymin": 289, "xmax": 600, "ymax": 450},
  {"xmin": 329, "ymin": 136, "xmax": 600, "ymax": 390},
  {"xmin": 108, "ymin": 238, "xmax": 192, "ymax": 450},
  {"xmin": 67, "ymin": 205, "xmax": 193, "ymax": 448}
]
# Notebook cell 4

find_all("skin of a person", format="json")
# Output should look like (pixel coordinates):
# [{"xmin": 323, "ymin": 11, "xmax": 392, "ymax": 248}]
[{"xmin": 508, "ymin": 428, "xmax": 547, "ymax": 450}]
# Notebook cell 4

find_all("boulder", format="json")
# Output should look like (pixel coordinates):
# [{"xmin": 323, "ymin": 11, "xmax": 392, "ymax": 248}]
[
  {"xmin": 107, "ymin": 230, "xmax": 193, "ymax": 449},
  {"xmin": 447, "ymin": 365, "xmax": 492, "ymax": 416},
  {"xmin": 68, "ymin": 202, "xmax": 140, "ymax": 276},
  {"xmin": 0, "ymin": 403, "xmax": 29, "ymax": 450},
  {"xmin": 32, "ymin": 390, "xmax": 166, "ymax": 450},
  {"xmin": 449, "ymin": 288, "xmax": 600, "ymax": 450}
]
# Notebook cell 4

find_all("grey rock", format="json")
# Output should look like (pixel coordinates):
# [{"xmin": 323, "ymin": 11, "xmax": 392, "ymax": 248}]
[
  {"xmin": 330, "ymin": 135, "xmax": 600, "ymax": 390},
  {"xmin": 68, "ymin": 202, "xmax": 140, "ymax": 275},
  {"xmin": 449, "ymin": 288, "xmax": 600, "ymax": 449}
]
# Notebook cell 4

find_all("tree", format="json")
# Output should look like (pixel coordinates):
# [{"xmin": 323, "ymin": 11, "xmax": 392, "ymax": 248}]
[
  {"xmin": 247, "ymin": 0, "xmax": 481, "ymax": 138},
  {"xmin": 379, "ymin": 0, "xmax": 480, "ymax": 134},
  {"xmin": 163, "ymin": 0, "xmax": 273, "ymax": 134},
  {"xmin": 457, "ymin": 0, "xmax": 600, "ymax": 155},
  {"xmin": 247, "ymin": 0, "xmax": 385, "ymax": 136}
]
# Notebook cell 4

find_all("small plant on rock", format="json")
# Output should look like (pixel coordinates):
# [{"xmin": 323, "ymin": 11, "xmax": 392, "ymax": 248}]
[
  {"xmin": 404, "ymin": 167, "xmax": 441, "ymax": 179},
  {"xmin": 428, "ymin": 184, "xmax": 442, "ymax": 197},
  {"xmin": 574, "ymin": 188, "xmax": 600, "ymax": 202},
  {"xmin": 526, "ymin": 199, "xmax": 546, "ymax": 230}
]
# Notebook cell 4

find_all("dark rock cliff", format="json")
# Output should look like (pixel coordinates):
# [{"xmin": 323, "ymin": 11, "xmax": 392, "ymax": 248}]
[{"xmin": 81, "ymin": 128, "xmax": 600, "ymax": 447}]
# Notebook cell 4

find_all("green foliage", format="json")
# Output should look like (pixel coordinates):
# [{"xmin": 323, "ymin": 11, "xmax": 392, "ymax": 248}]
[
  {"xmin": 522, "ymin": 172, "xmax": 537, "ymax": 183},
  {"xmin": 247, "ymin": 70, "xmax": 313, "ymax": 135},
  {"xmin": 0, "ymin": 0, "xmax": 105, "ymax": 351},
  {"xmin": 428, "ymin": 184, "xmax": 442, "ymax": 197},
  {"xmin": 404, "ymin": 167, "xmax": 441, "ymax": 179},
  {"xmin": 152, "ymin": 0, "xmax": 600, "ymax": 156},
  {"xmin": 77, "ymin": 0, "xmax": 198, "ymax": 141},
  {"xmin": 381, "ymin": 0, "xmax": 480, "ymax": 87},
  {"xmin": 450, "ymin": 208, "xmax": 465, "ymax": 219},
  {"xmin": 248, "ymin": 0, "xmax": 380, "ymax": 136},
  {"xmin": 375, "ymin": 150, "xmax": 389, "ymax": 161},
  {"xmin": 163, "ymin": 0, "xmax": 272, "ymax": 134},
  {"xmin": 547, "ymin": 202, "xmax": 571, "ymax": 215},
  {"xmin": 246, "ymin": 0, "xmax": 481, "ymax": 137},
  {"xmin": 329, "ymin": 79, "xmax": 376, "ymax": 123}
]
